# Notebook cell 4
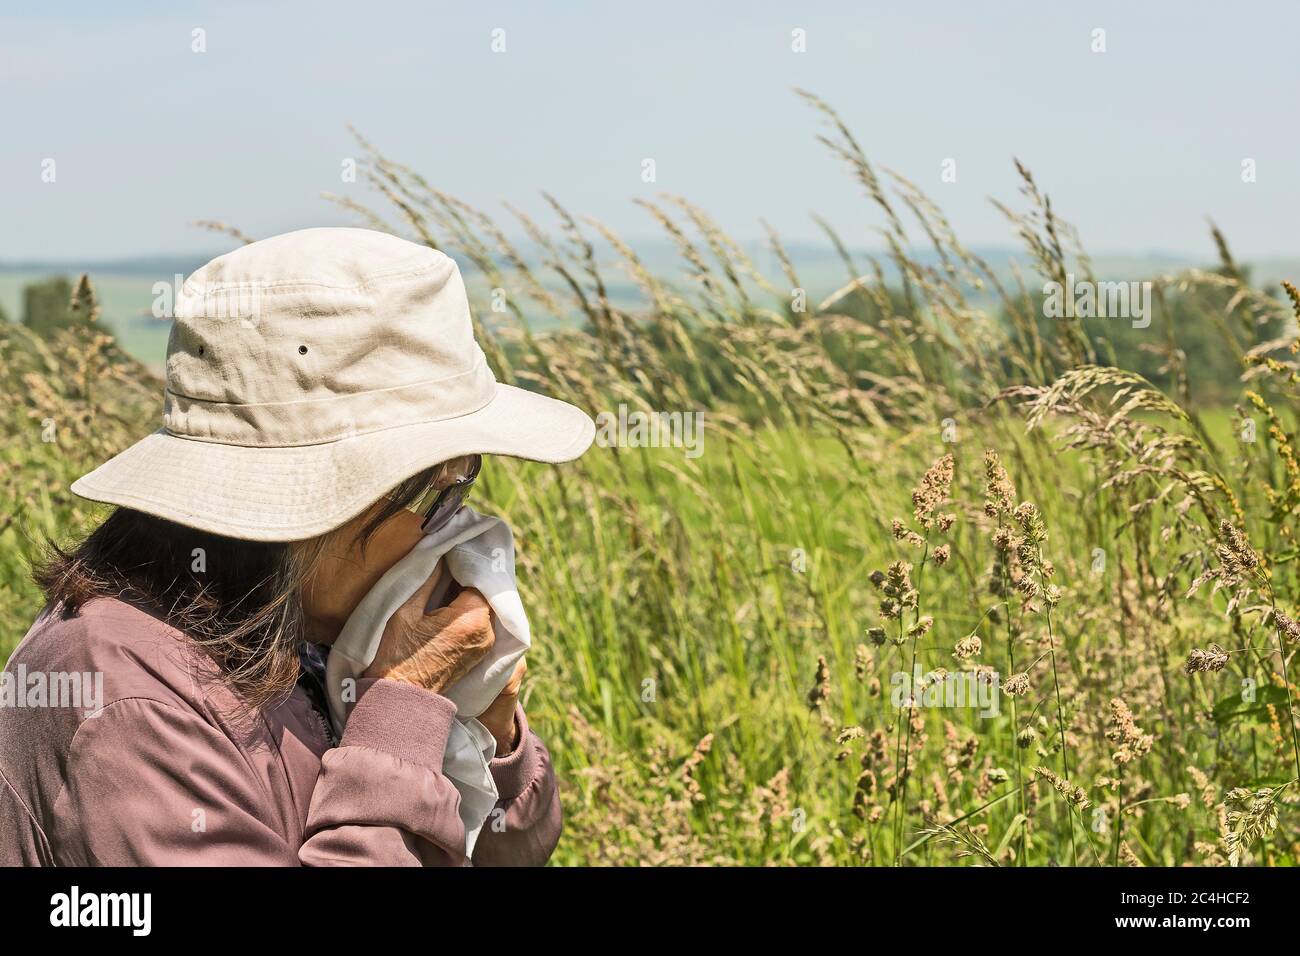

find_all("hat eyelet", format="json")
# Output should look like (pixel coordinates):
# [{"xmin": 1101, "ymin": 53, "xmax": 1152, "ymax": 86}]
[{"xmin": 298, "ymin": 345, "xmax": 308, "ymax": 355}]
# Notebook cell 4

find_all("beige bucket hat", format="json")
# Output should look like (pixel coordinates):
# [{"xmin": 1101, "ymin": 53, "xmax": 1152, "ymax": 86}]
[{"xmin": 71, "ymin": 227, "xmax": 594, "ymax": 542}]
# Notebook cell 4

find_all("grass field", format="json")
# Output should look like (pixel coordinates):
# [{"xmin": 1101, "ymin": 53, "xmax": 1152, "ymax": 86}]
[{"xmin": 4, "ymin": 97, "xmax": 1300, "ymax": 866}]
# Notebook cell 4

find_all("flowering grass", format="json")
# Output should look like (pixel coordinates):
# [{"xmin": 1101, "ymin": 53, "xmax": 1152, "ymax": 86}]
[{"xmin": 4, "ymin": 95, "xmax": 1300, "ymax": 866}]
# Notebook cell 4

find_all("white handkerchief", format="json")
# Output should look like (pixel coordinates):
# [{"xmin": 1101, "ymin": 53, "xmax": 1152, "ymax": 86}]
[{"xmin": 325, "ymin": 507, "xmax": 530, "ymax": 856}]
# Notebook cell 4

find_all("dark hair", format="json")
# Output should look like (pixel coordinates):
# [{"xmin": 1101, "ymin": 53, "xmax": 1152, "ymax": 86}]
[{"xmin": 34, "ymin": 464, "xmax": 448, "ymax": 709}]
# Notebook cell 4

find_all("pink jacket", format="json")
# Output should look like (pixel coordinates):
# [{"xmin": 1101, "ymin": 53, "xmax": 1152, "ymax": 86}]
[{"xmin": 0, "ymin": 598, "xmax": 561, "ymax": 866}]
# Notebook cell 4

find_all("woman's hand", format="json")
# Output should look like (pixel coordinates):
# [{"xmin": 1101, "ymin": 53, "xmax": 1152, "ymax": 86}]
[
  {"xmin": 363, "ymin": 567, "xmax": 494, "ymax": 695},
  {"xmin": 479, "ymin": 658, "xmax": 525, "ymax": 756}
]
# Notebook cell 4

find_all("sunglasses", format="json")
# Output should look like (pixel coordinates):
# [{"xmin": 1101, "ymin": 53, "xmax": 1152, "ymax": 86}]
[{"xmin": 407, "ymin": 454, "xmax": 482, "ymax": 535}]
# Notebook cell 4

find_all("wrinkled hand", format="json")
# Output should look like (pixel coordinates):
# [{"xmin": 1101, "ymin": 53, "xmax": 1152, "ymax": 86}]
[
  {"xmin": 479, "ymin": 658, "xmax": 525, "ymax": 756},
  {"xmin": 363, "ymin": 568, "xmax": 494, "ymax": 696}
]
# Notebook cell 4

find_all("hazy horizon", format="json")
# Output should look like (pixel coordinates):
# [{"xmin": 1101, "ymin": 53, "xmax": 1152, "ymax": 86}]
[{"xmin": 2, "ymin": 240, "xmax": 1291, "ymax": 271}]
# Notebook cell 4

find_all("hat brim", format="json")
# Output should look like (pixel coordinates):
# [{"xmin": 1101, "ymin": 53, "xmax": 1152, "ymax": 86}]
[{"xmin": 70, "ymin": 384, "xmax": 595, "ymax": 542}]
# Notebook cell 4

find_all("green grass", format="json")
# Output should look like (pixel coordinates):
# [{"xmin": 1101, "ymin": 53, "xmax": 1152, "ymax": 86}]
[
  {"xmin": 480, "ymin": 403, "xmax": 1297, "ymax": 865},
  {"xmin": 4, "ymin": 290, "xmax": 1297, "ymax": 867},
  {"xmin": 5, "ymin": 94, "xmax": 1300, "ymax": 867}
]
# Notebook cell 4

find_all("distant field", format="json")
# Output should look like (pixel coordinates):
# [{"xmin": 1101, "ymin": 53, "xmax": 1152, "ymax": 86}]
[
  {"xmin": 0, "ymin": 272, "xmax": 172, "ymax": 369},
  {"xmin": 9, "ymin": 245, "xmax": 1299, "ymax": 375}
]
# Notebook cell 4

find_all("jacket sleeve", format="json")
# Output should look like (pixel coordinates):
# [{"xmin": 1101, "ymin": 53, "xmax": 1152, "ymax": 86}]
[
  {"xmin": 300, "ymin": 678, "xmax": 469, "ymax": 865},
  {"xmin": 54, "ymin": 678, "xmax": 472, "ymax": 866},
  {"xmin": 470, "ymin": 705, "xmax": 563, "ymax": 867}
]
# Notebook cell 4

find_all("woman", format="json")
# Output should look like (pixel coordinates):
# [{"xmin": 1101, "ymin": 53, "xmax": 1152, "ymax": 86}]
[{"xmin": 0, "ymin": 228, "xmax": 595, "ymax": 865}]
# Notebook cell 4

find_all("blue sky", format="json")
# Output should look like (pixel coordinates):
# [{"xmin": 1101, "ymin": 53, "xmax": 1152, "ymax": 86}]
[{"xmin": 3, "ymin": 0, "xmax": 1298, "ymax": 260}]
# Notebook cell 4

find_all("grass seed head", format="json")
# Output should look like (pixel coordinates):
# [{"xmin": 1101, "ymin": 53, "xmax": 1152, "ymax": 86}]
[
  {"xmin": 1002, "ymin": 672, "xmax": 1031, "ymax": 696},
  {"xmin": 1274, "ymin": 610, "xmax": 1300, "ymax": 643},
  {"xmin": 983, "ymin": 449, "xmax": 1017, "ymax": 518},
  {"xmin": 1183, "ymin": 643, "xmax": 1229, "ymax": 674},
  {"xmin": 911, "ymin": 453, "xmax": 955, "ymax": 530},
  {"xmin": 1033, "ymin": 766, "xmax": 1090, "ymax": 808},
  {"xmin": 1106, "ymin": 698, "xmax": 1155, "ymax": 766}
]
